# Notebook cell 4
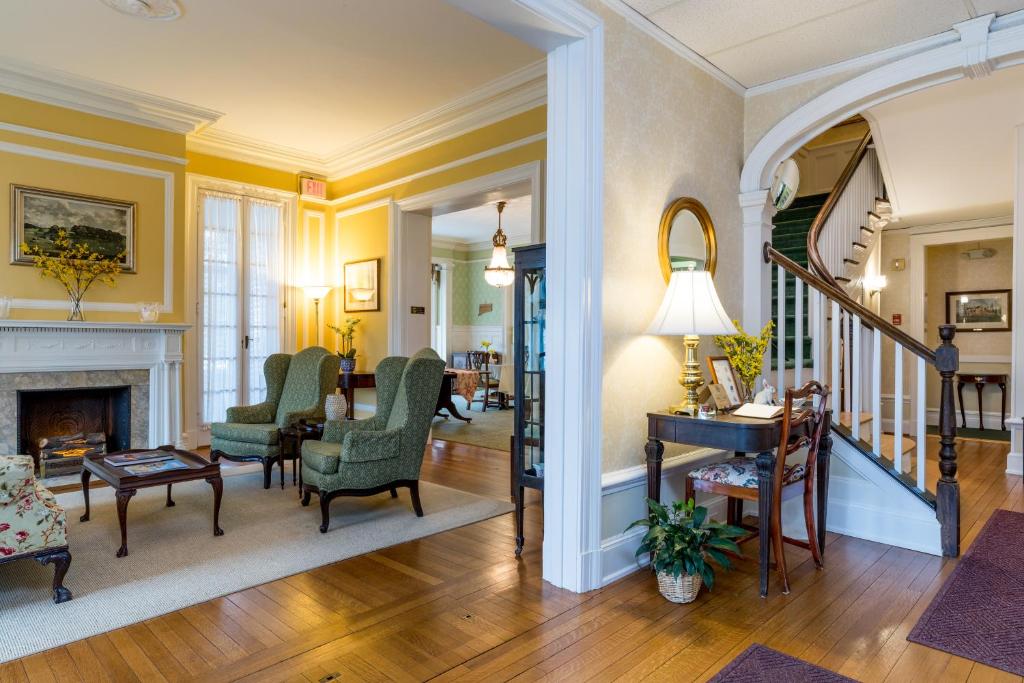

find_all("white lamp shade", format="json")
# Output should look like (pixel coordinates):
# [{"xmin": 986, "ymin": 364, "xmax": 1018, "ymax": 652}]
[
  {"xmin": 303, "ymin": 285, "xmax": 332, "ymax": 300},
  {"xmin": 647, "ymin": 270, "xmax": 738, "ymax": 336}
]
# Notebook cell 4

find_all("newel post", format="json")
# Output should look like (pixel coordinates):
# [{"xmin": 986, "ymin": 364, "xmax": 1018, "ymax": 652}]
[{"xmin": 935, "ymin": 324, "xmax": 960, "ymax": 557}]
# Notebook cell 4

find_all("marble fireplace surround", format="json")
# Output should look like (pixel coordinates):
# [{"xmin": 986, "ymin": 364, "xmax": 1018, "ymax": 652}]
[{"xmin": 0, "ymin": 321, "xmax": 189, "ymax": 455}]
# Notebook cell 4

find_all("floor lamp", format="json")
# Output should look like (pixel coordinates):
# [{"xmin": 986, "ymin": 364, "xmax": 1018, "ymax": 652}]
[{"xmin": 303, "ymin": 286, "xmax": 332, "ymax": 346}]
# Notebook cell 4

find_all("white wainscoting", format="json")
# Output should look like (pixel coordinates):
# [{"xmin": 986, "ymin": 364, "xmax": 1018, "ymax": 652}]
[{"xmin": 449, "ymin": 325, "xmax": 506, "ymax": 361}]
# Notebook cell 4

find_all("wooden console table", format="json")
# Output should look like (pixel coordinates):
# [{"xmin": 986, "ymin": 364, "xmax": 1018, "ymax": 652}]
[
  {"xmin": 645, "ymin": 410, "xmax": 831, "ymax": 597},
  {"xmin": 956, "ymin": 373, "xmax": 1007, "ymax": 431}
]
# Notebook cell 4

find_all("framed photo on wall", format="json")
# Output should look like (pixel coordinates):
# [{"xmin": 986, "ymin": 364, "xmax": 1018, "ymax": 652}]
[
  {"xmin": 344, "ymin": 258, "xmax": 380, "ymax": 312},
  {"xmin": 11, "ymin": 185, "xmax": 136, "ymax": 272},
  {"xmin": 706, "ymin": 356, "xmax": 743, "ymax": 408},
  {"xmin": 945, "ymin": 289, "xmax": 1011, "ymax": 332}
]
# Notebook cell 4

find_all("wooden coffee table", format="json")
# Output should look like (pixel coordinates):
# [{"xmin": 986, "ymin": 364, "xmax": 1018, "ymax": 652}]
[{"xmin": 80, "ymin": 446, "xmax": 224, "ymax": 558}]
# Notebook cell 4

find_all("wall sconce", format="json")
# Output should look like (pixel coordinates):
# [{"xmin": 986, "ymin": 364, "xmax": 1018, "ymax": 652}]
[{"xmin": 863, "ymin": 274, "xmax": 887, "ymax": 296}]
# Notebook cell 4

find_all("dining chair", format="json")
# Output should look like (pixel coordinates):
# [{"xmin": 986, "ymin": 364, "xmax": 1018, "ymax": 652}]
[{"xmin": 685, "ymin": 380, "xmax": 830, "ymax": 594}]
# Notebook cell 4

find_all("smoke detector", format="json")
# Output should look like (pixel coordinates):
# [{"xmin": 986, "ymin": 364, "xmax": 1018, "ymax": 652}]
[{"xmin": 99, "ymin": 0, "xmax": 182, "ymax": 20}]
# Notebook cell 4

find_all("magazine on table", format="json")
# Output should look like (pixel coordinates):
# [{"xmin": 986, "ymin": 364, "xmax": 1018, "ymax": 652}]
[
  {"xmin": 123, "ymin": 459, "xmax": 189, "ymax": 476},
  {"xmin": 104, "ymin": 451, "xmax": 173, "ymax": 467}
]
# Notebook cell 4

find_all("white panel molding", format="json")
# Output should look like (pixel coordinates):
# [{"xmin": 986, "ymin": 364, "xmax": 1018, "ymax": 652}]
[
  {"xmin": 332, "ymin": 136, "xmax": 545, "ymax": 207},
  {"xmin": 0, "ymin": 121, "xmax": 187, "ymax": 165},
  {"xmin": 1, "ymin": 139, "xmax": 175, "ymax": 314},
  {"xmin": 597, "ymin": 0, "xmax": 745, "ymax": 95},
  {"xmin": 186, "ymin": 60, "xmax": 547, "ymax": 178},
  {"xmin": 333, "ymin": 197, "xmax": 393, "ymax": 219},
  {"xmin": 0, "ymin": 56, "xmax": 222, "ymax": 134}
]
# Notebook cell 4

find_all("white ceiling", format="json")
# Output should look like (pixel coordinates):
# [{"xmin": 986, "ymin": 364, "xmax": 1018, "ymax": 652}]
[
  {"xmin": 624, "ymin": 0, "xmax": 1024, "ymax": 87},
  {"xmin": 0, "ymin": 0, "xmax": 541, "ymax": 155},
  {"xmin": 866, "ymin": 64, "xmax": 1024, "ymax": 225},
  {"xmin": 432, "ymin": 197, "xmax": 532, "ymax": 249}
]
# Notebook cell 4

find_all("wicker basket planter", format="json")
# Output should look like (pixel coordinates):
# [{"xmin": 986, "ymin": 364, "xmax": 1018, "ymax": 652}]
[{"xmin": 656, "ymin": 571, "xmax": 702, "ymax": 603}]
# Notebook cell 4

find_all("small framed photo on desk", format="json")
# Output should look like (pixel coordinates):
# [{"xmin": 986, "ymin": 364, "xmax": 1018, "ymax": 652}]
[{"xmin": 707, "ymin": 356, "xmax": 743, "ymax": 408}]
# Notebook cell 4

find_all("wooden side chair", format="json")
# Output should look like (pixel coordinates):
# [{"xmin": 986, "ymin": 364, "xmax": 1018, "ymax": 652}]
[
  {"xmin": 468, "ymin": 350, "xmax": 503, "ymax": 410},
  {"xmin": 685, "ymin": 380, "xmax": 830, "ymax": 595}
]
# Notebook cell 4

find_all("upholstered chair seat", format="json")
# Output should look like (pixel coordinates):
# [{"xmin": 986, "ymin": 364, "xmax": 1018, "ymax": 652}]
[
  {"xmin": 0, "ymin": 455, "xmax": 72, "ymax": 603},
  {"xmin": 688, "ymin": 457, "xmax": 807, "ymax": 489},
  {"xmin": 211, "ymin": 347, "xmax": 340, "ymax": 489},
  {"xmin": 301, "ymin": 348, "xmax": 446, "ymax": 532}
]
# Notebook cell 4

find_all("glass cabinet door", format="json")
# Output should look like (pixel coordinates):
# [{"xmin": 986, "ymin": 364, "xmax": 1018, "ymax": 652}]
[{"xmin": 519, "ymin": 263, "xmax": 545, "ymax": 475}]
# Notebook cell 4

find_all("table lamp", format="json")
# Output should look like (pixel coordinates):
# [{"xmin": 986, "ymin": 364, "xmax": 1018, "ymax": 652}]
[{"xmin": 647, "ymin": 268, "xmax": 737, "ymax": 415}]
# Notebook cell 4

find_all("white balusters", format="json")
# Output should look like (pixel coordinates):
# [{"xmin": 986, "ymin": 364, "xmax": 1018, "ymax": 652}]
[
  {"xmin": 872, "ymin": 327, "xmax": 881, "ymax": 456},
  {"xmin": 917, "ymin": 356, "xmax": 927, "ymax": 491},
  {"xmin": 893, "ymin": 343, "xmax": 904, "ymax": 473},
  {"xmin": 810, "ymin": 288, "xmax": 821, "ymax": 406},
  {"xmin": 794, "ymin": 277, "xmax": 803, "ymax": 387},
  {"xmin": 777, "ymin": 264, "xmax": 786, "ymax": 400},
  {"xmin": 831, "ymin": 299, "xmax": 840, "ymax": 425},
  {"xmin": 851, "ymin": 315, "xmax": 862, "ymax": 441}
]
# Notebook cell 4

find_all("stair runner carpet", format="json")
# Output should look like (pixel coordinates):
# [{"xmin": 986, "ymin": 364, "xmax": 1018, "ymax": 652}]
[
  {"xmin": 709, "ymin": 644, "xmax": 855, "ymax": 682},
  {"xmin": 771, "ymin": 193, "xmax": 827, "ymax": 370},
  {"xmin": 908, "ymin": 509, "xmax": 1024, "ymax": 675}
]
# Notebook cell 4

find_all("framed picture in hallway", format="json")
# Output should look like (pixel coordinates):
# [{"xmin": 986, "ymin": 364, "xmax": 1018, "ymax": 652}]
[
  {"xmin": 344, "ymin": 258, "xmax": 380, "ymax": 312},
  {"xmin": 946, "ymin": 289, "xmax": 1011, "ymax": 332}
]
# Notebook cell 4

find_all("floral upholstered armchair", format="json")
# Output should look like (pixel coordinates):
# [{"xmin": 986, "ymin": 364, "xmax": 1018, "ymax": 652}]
[
  {"xmin": 0, "ymin": 455, "xmax": 72, "ymax": 603},
  {"xmin": 301, "ymin": 348, "xmax": 446, "ymax": 532},
  {"xmin": 211, "ymin": 346, "xmax": 340, "ymax": 489}
]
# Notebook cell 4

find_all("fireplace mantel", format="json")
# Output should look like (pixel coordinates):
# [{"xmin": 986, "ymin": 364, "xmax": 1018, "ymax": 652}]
[{"xmin": 0, "ymin": 320, "xmax": 191, "ymax": 450}]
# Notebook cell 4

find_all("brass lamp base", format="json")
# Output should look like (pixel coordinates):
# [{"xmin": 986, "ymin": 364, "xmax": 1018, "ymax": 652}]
[{"xmin": 671, "ymin": 334, "xmax": 704, "ymax": 415}]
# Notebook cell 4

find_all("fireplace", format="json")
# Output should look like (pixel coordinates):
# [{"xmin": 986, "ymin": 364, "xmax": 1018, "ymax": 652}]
[{"xmin": 17, "ymin": 386, "xmax": 131, "ymax": 477}]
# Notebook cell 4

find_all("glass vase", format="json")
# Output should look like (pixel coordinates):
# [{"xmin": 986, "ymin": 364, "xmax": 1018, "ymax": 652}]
[{"xmin": 68, "ymin": 296, "xmax": 85, "ymax": 322}]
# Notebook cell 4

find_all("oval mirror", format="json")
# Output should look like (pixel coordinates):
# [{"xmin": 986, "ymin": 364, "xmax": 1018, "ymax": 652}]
[{"xmin": 658, "ymin": 197, "xmax": 717, "ymax": 282}]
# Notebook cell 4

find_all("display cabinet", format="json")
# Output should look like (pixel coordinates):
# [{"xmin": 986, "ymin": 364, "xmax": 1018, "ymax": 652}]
[{"xmin": 511, "ymin": 243, "xmax": 545, "ymax": 556}]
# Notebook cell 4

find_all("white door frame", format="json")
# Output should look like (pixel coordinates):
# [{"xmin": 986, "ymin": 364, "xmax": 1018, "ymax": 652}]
[{"xmin": 414, "ymin": 0, "xmax": 605, "ymax": 592}]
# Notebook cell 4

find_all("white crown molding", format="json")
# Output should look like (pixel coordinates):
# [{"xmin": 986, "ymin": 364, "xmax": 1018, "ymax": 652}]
[
  {"xmin": 0, "ymin": 57, "xmax": 222, "ymax": 134},
  {"xmin": 0, "ymin": 121, "xmax": 187, "ymax": 165},
  {"xmin": 597, "ymin": 0, "xmax": 746, "ymax": 96},
  {"xmin": 185, "ymin": 59, "xmax": 547, "ymax": 180},
  {"xmin": 745, "ymin": 9, "xmax": 1024, "ymax": 98}
]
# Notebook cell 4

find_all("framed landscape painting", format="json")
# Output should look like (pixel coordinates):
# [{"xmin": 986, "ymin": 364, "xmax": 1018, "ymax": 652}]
[
  {"xmin": 945, "ymin": 289, "xmax": 1011, "ymax": 332},
  {"xmin": 10, "ymin": 185, "xmax": 136, "ymax": 272}
]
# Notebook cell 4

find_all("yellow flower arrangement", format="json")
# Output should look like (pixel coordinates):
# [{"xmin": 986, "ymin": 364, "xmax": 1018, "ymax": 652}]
[
  {"xmin": 714, "ymin": 321, "xmax": 774, "ymax": 399},
  {"xmin": 21, "ymin": 230, "xmax": 124, "ymax": 321}
]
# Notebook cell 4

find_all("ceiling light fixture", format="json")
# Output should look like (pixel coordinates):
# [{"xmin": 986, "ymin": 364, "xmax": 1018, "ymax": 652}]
[
  {"xmin": 99, "ymin": 0, "xmax": 182, "ymax": 20},
  {"xmin": 484, "ymin": 201, "xmax": 515, "ymax": 288}
]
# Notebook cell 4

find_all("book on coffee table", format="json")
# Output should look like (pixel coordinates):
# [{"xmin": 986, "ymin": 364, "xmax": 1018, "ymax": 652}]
[
  {"xmin": 123, "ymin": 459, "xmax": 189, "ymax": 476},
  {"xmin": 104, "ymin": 451, "xmax": 173, "ymax": 467}
]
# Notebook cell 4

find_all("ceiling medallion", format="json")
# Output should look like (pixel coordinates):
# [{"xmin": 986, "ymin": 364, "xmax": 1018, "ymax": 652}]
[{"xmin": 99, "ymin": 0, "xmax": 182, "ymax": 20}]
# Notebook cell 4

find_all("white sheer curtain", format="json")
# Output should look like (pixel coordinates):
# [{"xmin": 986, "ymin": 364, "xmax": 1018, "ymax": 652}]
[
  {"xmin": 247, "ymin": 199, "xmax": 282, "ymax": 404},
  {"xmin": 201, "ymin": 192, "xmax": 241, "ymax": 424}
]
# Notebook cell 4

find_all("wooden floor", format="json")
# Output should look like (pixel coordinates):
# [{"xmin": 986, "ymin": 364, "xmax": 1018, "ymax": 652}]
[{"xmin": 2, "ymin": 436, "xmax": 1019, "ymax": 682}]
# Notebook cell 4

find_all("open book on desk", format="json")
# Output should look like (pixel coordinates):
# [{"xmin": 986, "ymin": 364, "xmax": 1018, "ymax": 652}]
[{"xmin": 732, "ymin": 403, "xmax": 784, "ymax": 419}]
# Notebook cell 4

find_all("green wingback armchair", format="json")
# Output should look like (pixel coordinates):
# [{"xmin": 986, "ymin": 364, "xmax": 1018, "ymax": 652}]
[
  {"xmin": 301, "ymin": 348, "xmax": 445, "ymax": 532},
  {"xmin": 211, "ymin": 346, "xmax": 340, "ymax": 489}
]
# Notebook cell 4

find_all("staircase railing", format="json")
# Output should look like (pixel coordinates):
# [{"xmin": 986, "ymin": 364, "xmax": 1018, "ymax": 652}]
[
  {"xmin": 807, "ymin": 132, "xmax": 878, "ymax": 288},
  {"xmin": 765, "ymin": 243, "xmax": 961, "ymax": 556}
]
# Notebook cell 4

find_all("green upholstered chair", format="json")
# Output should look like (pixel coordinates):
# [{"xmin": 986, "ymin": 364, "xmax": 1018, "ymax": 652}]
[
  {"xmin": 211, "ymin": 346, "xmax": 340, "ymax": 489},
  {"xmin": 301, "ymin": 348, "xmax": 445, "ymax": 532}
]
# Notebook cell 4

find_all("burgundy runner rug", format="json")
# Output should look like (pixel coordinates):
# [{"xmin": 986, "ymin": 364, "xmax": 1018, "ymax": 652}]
[
  {"xmin": 908, "ymin": 509, "xmax": 1024, "ymax": 675},
  {"xmin": 709, "ymin": 644, "xmax": 855, "ymax": 682}
]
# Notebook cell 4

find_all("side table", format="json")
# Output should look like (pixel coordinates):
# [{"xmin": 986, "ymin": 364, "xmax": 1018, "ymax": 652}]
[
  {"xmin": 956, "ymin": 373, "xmax": 1007, "ymax": 430},
  {"xmin": 281, "ymin": 420, "xmax": 324, "ymax": 498}
]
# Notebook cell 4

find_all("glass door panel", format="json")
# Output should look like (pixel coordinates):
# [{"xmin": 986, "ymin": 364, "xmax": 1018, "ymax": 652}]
[
  {"xmin": 201, "ymin": 193, "xmax": 242, "ymax": 425},
  {"xmin": 246, "ymin": 199, "xmax": 282, "ymax": 404}
]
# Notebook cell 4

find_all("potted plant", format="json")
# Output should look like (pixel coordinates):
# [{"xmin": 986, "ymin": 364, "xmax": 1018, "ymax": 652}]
[
  {"xmin": 714, "ymin": 320, "xmax": 773, "ymax": 401},
  {"xmin": 328, "ymin": 317, "xmax": 361, "ymax": 373},
  {"xmin": 480, "ymin": 340, "xmax": 494, "ymax": 363},
  {"xmin": 627, "ymin": 498, "xmax": 744, "ymax": 603}
]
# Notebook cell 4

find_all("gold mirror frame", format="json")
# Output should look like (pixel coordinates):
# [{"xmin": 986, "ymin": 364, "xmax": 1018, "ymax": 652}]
[{"xmin": 657, "ymin": 197, "xmax": 717, "ymax": 282}]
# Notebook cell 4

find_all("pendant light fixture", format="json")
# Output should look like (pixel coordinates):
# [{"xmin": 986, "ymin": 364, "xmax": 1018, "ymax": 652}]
[{"xmin": 484, "ymin": 201, "xmax": 515, "ymax": 288}]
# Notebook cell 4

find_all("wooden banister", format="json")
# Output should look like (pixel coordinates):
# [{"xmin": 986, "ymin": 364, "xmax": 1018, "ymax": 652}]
[
  {"xmin": 806, "ymin": 132, "xmax": 873, "ymax": 288},
  {"xmin": 764, "ymin": 243, "xmax": 935, "ymax": 364}
]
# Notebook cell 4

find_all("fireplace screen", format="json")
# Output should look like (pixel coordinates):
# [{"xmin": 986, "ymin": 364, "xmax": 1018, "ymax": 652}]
[{"xmin": 17, "ymin": 386, "xmax": 131, "ymax": 477}]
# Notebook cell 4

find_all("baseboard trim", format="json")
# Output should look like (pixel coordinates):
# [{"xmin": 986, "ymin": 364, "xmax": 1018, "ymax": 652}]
[{"xmin": 1008, "ymin": 451, "xmax": 1023, "ymax": 476}]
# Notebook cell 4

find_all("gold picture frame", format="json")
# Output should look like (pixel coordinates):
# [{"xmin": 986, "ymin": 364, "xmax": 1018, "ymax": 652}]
[
  {"xmin": 344, "ymin": 258, "xmax": 380, "ymax": 312},
  {"xmin": 707, "ymin": 355, "xmax": 742, "ymax": 408}
]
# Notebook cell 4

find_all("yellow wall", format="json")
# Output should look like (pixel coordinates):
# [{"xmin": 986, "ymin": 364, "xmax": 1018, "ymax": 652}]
[
  {"xmin": 186, "ymin": 151, "xmax": 298, "ymax": 193},
  {"xmin": 0, "ymin": 93, "xmax": 186, "ymax": 322}
]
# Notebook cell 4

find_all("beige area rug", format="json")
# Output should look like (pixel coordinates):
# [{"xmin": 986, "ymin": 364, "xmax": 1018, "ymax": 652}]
[
  {"xmin": 0, "ymin": 471, "xmax": 512, "ymax": 663},
  {"xmin": 432, "ymin": 396, "xmax": 513, "ymax": 452}
]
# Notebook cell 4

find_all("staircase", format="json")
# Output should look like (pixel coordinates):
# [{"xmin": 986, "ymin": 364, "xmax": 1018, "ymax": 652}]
[
  {"xmin": 771, "ymin": 193, "xmax": 827, "ymax": 368},
  {"xmin": 762, "ymin": 130, "xmax": 961, "ymax": 559}
]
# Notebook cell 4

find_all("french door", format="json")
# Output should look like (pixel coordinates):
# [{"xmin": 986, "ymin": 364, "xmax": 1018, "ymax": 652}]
[{"xmin": 198, "ymin": 189, "xmax": 286, "ymax": 440}]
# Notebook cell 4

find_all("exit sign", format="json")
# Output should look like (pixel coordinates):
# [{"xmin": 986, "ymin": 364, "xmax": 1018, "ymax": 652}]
[
  {"xmin": 299, "ymin": 174, "xmax": 327, "ymax": 199},
  {"xmin": 892, "ymin": 313, "xmax": 902, "ymax": 326}
]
